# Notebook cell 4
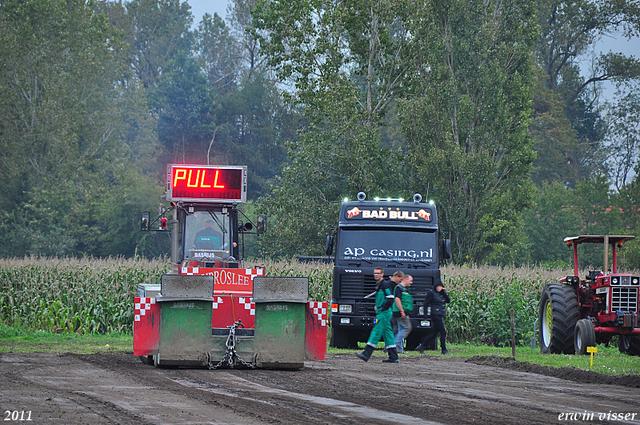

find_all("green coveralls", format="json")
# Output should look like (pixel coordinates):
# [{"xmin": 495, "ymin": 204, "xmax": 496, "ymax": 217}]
[{"xmin": 366, "ymin": 282, "xmax": 396, "ymax": 348}]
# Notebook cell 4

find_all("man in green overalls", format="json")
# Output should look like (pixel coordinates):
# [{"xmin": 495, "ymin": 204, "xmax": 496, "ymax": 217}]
[{"xmin": 356, "ymin": 267, "xmax": 399, "ymax": 363}]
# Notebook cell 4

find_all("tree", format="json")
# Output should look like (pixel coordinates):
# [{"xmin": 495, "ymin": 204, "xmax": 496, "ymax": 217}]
[
  {"xmin": 529, "ymin": 68, "xmax": 579, "ymax": 186},
  {"xmin": 194, "ymin": 12, "xmax": 238, "ymax": 94},
  {"xmin": 523, "ymin": 183, "xmax": 581, "ymax": 265},
  {"xmin": 399, "ymin": 0, "xmax": 538, "ymax": 264},
  {"xmin": 95, "ymin": 0, "xmax": 194, "ymax": 89},
  {"xmin": 0, "ymin": 0, "xmax": 161, "ymax": 257},
  {"xmin": 603, "ymin": 87, "xmax": 640, "ymax": 191},
  {"xmin": 536, "ymin": 0, "xmax": 640, "ymax": 96},
  {"xmin": 149, "ymin": 52, "xmax": 215, "ymax": 164},
  {"xmin": 252, "ymin": 0, "xmax": 415, "ymax": 254},
  {"xmin": 532, "ymin": 0, "xmax": 640, "ymax": 185},
  {"xmin": 228, "ymin": 0, "xmax": 263, "ymax": 78},
  {"xmin": 220, "ymin": 71, "xmax": 297, "ymax": 199}
]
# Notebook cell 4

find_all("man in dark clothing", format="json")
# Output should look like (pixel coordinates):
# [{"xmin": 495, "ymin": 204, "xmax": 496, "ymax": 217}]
[
  {"xmin": 356, "ymin": 267, "xmax": 399, "ymax": 363},
  {"xmin": 194, "ymin": 220, "xmax": 222, "ymax": 250},
  {"xmin": 416, "ymin": 280, "xmax": 450, "ymax": 355}
]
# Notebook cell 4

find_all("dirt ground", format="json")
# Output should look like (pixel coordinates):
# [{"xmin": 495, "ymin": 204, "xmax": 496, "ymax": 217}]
[{"xmin": 1, "ymin": 351, "xmax": 640, "ymax": 425}]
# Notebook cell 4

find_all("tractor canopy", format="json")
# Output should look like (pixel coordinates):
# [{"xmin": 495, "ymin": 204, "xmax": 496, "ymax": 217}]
[
  {"xmin": 564, "ymin": 235, "xmax": 635, "ymax": 276},
  {"xmin": 564, "ymin": 235, "xmax": 635, "ymax": 246}
]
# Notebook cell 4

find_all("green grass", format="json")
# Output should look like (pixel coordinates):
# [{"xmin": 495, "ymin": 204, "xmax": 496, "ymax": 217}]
[
  {"xmin": 0, "ymin": 325, "xmax": 132, "ymax": 354},
  {"xmin": 330, "ymin": 342, "xmax": 640, "ymax": 375},
  {"xmin": 2, "ymin": 325, "xmax": 639, "ymax": 375}
]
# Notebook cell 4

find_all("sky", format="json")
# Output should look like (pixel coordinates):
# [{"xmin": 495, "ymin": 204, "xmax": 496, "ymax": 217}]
[{"xmin": 189, "ymin": 0, "xmax": 230, "ymax": 25}]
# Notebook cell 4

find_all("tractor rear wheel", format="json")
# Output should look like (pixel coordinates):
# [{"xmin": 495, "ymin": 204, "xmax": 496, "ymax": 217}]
[
  {"xmin": 539, "ymin": 283, "xmax": 579, "ymax": 354},
  {"xmin": 574, "ymin": 319, "xmax": 596, "ymax": 355},
  {"xmin": 618, "ymin": 335, "xmax": 640, "ymax": 356}
]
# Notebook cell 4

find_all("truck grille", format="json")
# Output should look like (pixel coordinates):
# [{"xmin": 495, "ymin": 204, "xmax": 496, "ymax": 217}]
[
  {"xmin": 338, "ymin": 273, "xmax": 434, "ymax": 308},
  {"xmin": 339, "ymin": 275, "xmax": 376, "ymax": 298},
  {"xmin": 411, "ymin": 276, "xmax": 434, "ymax": 301},
  {"xmin": 611, "ymin": 287, "xmax": 639, "ymax": 313}
]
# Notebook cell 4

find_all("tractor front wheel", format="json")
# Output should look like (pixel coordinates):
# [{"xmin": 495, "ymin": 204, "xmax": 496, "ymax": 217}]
[
  {"xmin": 618, "ymin": 335, "xmax": 640, "ymax": 356},
  {"xmin": 574, "ymin": 319, "xmax": 596, "ymax": 355},
  {"xmin": 539, "ymin": 283, "xmax": 579, "ymax": 354}
]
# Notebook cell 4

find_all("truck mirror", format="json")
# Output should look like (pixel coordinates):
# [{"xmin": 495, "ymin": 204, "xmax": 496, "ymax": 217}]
[
  {"xmin": 326, "ymin": 235, "xmax": 334, "ymax": 256},
  {"xmin": 256, "ymin": 215, "xmax": 267, "ymax": 234},
  {"xmin": 442, "ymin": 239, "xmax": 451, "ymax": 260},
  {"xmin": 141, "ymin": 211, "xmax": 150, "ymax": 231}
]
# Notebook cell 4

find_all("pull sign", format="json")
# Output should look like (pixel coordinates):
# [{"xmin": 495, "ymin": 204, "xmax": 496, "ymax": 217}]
[{"xmin": 166, "ymin": 164, "xmax": 247, "ymax": 203}]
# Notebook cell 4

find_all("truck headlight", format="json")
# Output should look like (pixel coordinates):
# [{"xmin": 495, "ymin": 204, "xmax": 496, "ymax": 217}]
[
  {"xmin": 339, "ymin": 304, "xmax": 352, "ymax": 313},
  {"xmin": 418, "ymin": 306, "xmax": 424, "ymax": 315},
  {"xmin": 420, "ymin": 320, "xmax": 430, "ymax": 327},
  {"xmin": 340, "ymin": 318, "xmax": 351, "ymax": 324}
]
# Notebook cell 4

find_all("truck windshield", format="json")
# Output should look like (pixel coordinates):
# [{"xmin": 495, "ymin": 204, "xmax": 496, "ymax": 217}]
[
  {"xmin": 337, "ymin": 228, "xmax": 437, "ymax": 263},
  {"xmin": 184, "ymin": 210, "xmax": 232, "ymax": 260}
]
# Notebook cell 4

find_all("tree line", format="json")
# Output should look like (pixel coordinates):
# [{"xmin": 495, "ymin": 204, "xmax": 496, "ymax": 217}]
[{"xmin": 0, "ymin": 0, "xmax": 639, "ymax": 267}]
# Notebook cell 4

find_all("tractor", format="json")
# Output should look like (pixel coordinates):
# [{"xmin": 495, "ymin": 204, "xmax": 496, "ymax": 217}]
[
  {"xmin": 539, "ymin": 235, "xmax": 640, "ymax": 356},
  {"xmin": 133, "ymin": 164, "xmax": 328, "ymax": 368}
]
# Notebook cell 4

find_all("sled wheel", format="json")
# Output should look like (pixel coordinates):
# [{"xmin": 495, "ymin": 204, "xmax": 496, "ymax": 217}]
[
  {"xmin": 138, "ymin": 355, "xmax": 154, "ymax": 365},
  {"xmin": 539, "ymin": 283, "xmax": 579, "ymax": 354}
]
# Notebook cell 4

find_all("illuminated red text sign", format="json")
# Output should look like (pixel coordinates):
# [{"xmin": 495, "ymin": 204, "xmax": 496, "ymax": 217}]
[{"xmin": 167, "ymin": 165, "xmax": 247, "ymax": 203}]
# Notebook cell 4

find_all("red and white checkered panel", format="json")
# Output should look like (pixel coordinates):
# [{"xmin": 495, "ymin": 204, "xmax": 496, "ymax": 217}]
[
  {"xmin": 305, "ymin": 301, "xmax": 328, "ymax": 361},
  {"xmin": 212, "ymin": 295, "xmax": 255, "ymax": 329},
  {"xmin": 308, "ymin": 301, "xmax": 328, "ymax": 327},
  {"xmin": 134, "ymin": 297, "xmax": 155, "ymax": 322},
  {"xmin": 133, "ymin": 297, "xmax": 160, "ymax": 356}
]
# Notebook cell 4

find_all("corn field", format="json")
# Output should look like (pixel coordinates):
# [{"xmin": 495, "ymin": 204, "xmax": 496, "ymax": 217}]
[{"xmin": 2, "ymin": 257, "xmax": 636, "ymax": 346}]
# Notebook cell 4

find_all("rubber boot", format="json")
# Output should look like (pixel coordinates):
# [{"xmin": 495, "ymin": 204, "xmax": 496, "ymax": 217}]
[
  {"xmin": 356, "ymin": 344, "xmax": 374, "ymax": 362},
  {"xmin": 382, "ymin": 347, "xmax": 399, "ymax": 363}
]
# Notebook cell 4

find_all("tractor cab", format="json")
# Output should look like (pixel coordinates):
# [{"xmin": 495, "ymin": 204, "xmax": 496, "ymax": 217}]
[{"xmin": 180, "ymin": 206, "xmax": 239, "ymax": 269}]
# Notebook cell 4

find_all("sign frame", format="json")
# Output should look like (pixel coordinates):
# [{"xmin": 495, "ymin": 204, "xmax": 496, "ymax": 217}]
[{"xmin": 166, "ymin": 164, "xmax": 247, "ymax": 203}]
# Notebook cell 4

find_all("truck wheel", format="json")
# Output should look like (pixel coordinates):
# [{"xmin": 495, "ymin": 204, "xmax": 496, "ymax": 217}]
[
  {"xmin": 330, "ymin": 327, "xmax": 350, "ymax": 349},
  {"xmin": 574, "ymin": 319, "xmax": 596, "ymax": 355},
  {"xmin": 539, "ymin": 283, "xmax": 579, "ymax": 354},
  {"xmin": 405, "ymin": 333, "xmax": 423, "ymax": 352},
  {"xmin": 618, "ymin": 335, "xmax": 640, "ymax": 356}
]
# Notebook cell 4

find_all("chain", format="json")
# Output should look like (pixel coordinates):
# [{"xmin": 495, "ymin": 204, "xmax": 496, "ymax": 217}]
[{"xmin": 208, "ymin": 320, "xmax": 256, "ymax": 369}]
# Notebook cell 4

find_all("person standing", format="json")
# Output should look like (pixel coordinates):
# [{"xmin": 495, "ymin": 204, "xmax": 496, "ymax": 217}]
[
  {"xmin": 416, "ymin": 279, "xmax": 450, "ymax": 355},
  {"xmin": 356, "ymin": 267, "xmax": 399, "ymax": 363},
  {"xmin": 392, "ymin": 274, "xmax": 414, "ymax": 353},
  {"xmin": 389, "ymin": 270, "xmax": 405, "ymax": 336}
]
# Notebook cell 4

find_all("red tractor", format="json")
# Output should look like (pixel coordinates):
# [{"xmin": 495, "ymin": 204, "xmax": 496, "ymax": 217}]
[{"xmin": 539, "ymin": 235, "xmax": 640, "ymax": 356}]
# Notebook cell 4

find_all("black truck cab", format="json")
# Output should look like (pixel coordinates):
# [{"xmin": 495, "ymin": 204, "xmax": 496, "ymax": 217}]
[{"xmin": 327, "ymin": 193, "xmax": 451, "ymax": 349}]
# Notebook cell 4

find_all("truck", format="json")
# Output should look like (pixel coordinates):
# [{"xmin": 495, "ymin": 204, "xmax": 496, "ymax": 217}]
[
  {"xmin": 539, "ymin": 235, "xmax": 640, "ymax": 356},
  {"xmin": 134, "ymin": 164, "xmax": 327, "ymax": 368},
  {"xmin": 325, "ymin": 192, "xmax": 451, "ymax": 350}
]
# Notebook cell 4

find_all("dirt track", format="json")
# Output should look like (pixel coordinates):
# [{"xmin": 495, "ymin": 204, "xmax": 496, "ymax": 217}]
[{"xmin": 1, "ymin": 351, "xmax": 640, "ymax": 425}]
